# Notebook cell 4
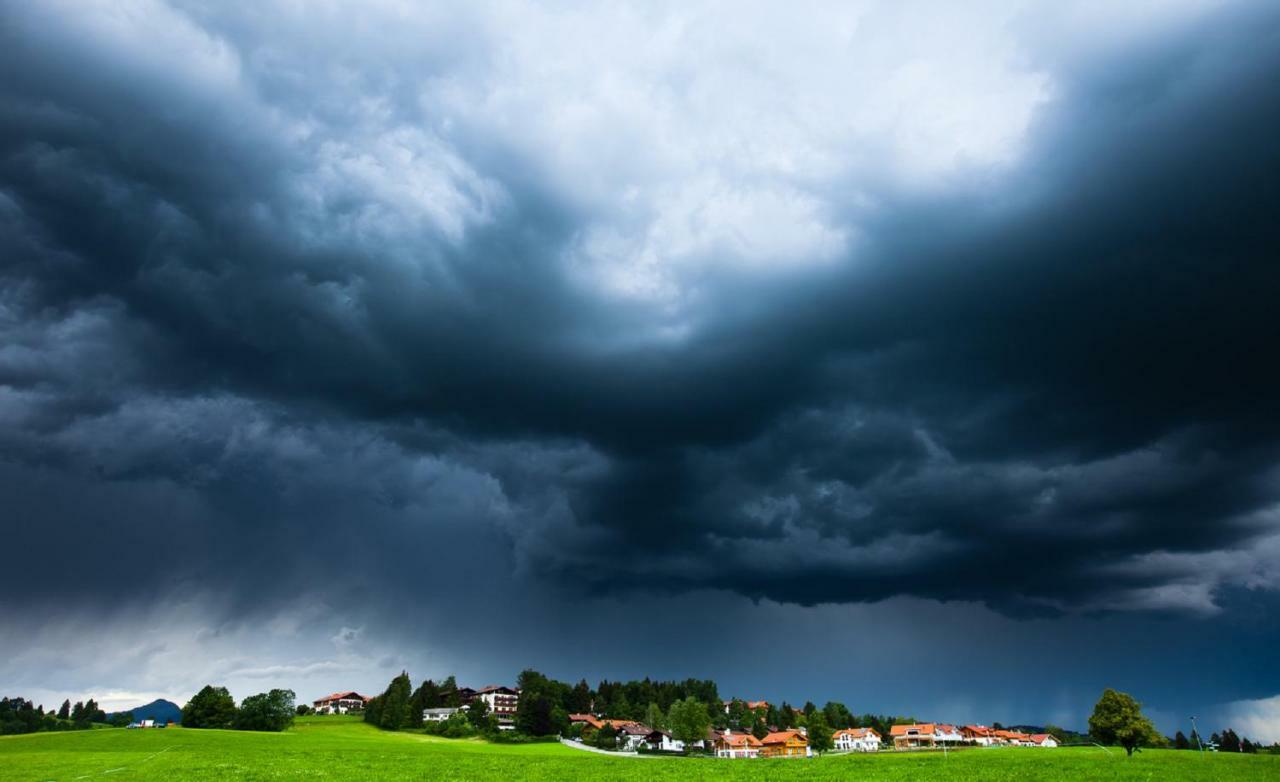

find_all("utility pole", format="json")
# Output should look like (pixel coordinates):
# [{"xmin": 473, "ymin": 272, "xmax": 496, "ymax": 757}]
[{"xmin": 1191, "ymin": 716, "xmax": 1205, "ymax": 759}]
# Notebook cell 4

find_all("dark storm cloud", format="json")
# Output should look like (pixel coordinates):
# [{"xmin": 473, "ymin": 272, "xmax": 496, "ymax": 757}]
[{"xmin": 2, "ymin": 0, "xmax": 1280, "ymax": 634}]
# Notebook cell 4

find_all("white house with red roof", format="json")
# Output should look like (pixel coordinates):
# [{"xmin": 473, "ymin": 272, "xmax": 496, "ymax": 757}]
[
  {"xmin": 1028, "ymin": 733, "xmax": 1059, "ymax": 747},
  {"xmin": 312, "ymin": 691, "xmax": 370, "ymax": 714},
  {"xmin": 833, "ymin": 727, "xmax": 881, "ymax": 752}
]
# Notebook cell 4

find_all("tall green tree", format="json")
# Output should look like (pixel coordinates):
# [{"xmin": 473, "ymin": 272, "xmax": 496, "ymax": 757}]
[
  {"xmin": 645, "ymin": 702, "xmax": 667, "ymax": 731},
  {"xmin": 378, "ymin": 672, "xmax": 413, "ymax": 730},
  {"xmin": 808, "ymin": 710, "xmax": 835, "ymax": 754},
  {"xmin": 234, "ymin": 689, "xmax": 296, "ymax": 732},
  {"xmin": 823, "ymin": 701, "xmax": 853, "ymax": 730},
  {"xmin": 668, "ymin": 698, "xmax": 710, "ymax": 750},
  {"xmin": 751, "ymin": 716, "xmax": 769, "ymax": 740},
  {"xmin": 467, "ymin": 695, "xmax": 493, "ymax": 733},
  {"xmin": 1088, "ymin": 689, "xmax": 1162, "ymax": 756},
  {"xmin": 568, "ymin": 680, "xmax": 593, "ymax": 714},
  {"xmin": 1220, "ymin": 728, "xmax": 1241, "ymax": 753},
  {"xmin": 363, "ymin": 695, "xmax": 383, "ymax": 726},
  {"xmin": 57, "ymin": 700, "xmax": 70, "ymax": 721},
  {"xmin": 514, "ymin": 669, "xmax": 558, "ymax": 736},
  {"xmin": 439, "ymin": 676, "xmax": 461, "ymax": 708},
  {"xmin": 407, "ymin": 679, "xmax": 440, "ymax": 729},
  {"xmin": 1174, "ymin": 730, "xmax": 1190, "ymax": 750},
  {"xmin": 182, "ymin": 686, "xmax": 237, "ymax": 729}
]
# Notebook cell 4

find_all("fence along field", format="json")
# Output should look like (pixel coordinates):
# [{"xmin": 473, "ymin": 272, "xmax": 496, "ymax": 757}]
[{"xmin": 1, "ymin": 716, "xmax": 1277, "ymax": 781}]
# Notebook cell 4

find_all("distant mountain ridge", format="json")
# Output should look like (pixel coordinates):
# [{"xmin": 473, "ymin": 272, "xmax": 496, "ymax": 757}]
[{"xmin": 107, "ymin": 698, "xmax": 182, "ymax": 724}]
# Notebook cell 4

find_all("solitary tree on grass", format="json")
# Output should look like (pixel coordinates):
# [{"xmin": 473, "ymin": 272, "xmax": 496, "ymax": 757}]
[{"xmin": 1088, "ymin": 689, "xmax": 1162, "ymax": 756}]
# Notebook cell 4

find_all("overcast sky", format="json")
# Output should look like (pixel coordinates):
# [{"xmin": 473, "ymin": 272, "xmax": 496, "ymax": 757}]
[{"xmin": 3, "ymin": 0, "xmax": 1280, "ymax": 741}]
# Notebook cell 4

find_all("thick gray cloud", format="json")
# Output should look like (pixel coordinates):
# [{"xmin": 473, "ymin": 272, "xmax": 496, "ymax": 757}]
[{"xmin": 3, "ymin": 0, "xmax": 1280, "ymax": 733}]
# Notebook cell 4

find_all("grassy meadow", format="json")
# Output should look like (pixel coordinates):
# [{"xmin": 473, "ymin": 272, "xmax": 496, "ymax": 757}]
[{"xmin": 2, "ymin": 715, "xmax": 1276, "ymax": 781}]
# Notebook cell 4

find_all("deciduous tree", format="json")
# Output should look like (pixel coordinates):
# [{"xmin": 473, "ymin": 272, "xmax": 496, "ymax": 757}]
[
  {"xmin": 1088, "ymin": 689, "xmax": 1161, "ymax": 757},
  {"xmin": 234, "ymin": 689, "xmax": 296, "ymax": 732},
  {"xmin": 182, "ymin": 686, "xmax": 237, "ymax": 729}
]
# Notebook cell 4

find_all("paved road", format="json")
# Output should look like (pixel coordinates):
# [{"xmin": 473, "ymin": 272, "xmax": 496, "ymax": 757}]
[{"xmin": 559, "ymin": 739, "xmax": 660, "ymax": 757}]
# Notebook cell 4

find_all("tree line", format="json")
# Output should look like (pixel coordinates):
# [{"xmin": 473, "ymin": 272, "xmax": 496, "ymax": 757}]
[
  {"xmin": 1, "ymin": 696, "xmax": 111, "ymax": 734},
  {"xmin": 181, "ymin": 685, "xmax": 297, "ymax": 732}
]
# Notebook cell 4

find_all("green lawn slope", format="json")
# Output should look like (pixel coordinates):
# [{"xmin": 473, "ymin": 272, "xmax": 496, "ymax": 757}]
[{"xmin": 2, "ymin": 715, "xmax": 1276, "ymax": 781}]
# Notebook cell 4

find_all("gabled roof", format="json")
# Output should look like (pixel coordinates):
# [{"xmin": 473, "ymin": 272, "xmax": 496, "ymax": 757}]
[
  {"xmin": 718, "ymin": 732, "xmax": 763, "ymax": 747},
  {"xmin": 475, "ymin": 685, "xmax": 517, "ymax": 695},
  {"xmin": 1029, "ymin": 734, "xmax": 1055, "ymax": 743},
  {"xmin": 834, "ymin": 727, "xmax": 880, "ymax": 739},
  {"xmin": 761, "ymin": 729, "xmax": 807, "ymax": 745},
  {"xmin": 890, "ymin": 723, "xmax": 936, "ymax": 736},
  {"xmin": 570, "ymin": 714, "xmax": 644, "ymax": 731},
  {"xmin": 314, "ymin": 691, "xmax": 368, "ymax": 703}
]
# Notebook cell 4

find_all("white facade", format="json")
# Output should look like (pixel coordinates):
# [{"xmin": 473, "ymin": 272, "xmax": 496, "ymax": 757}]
[
  {"xmin": 834, "ymin": 729, "xmax": 881, "ymax": 752},
  {"xmin": 313, "ymin": 693, "xmax": 368, "ymax": 714},
  {"xmin": 645, "ymin": 732, "xmax": 685, "ymax": 752},
  {"xmin": 423, "ymin": 707, "xmax": 462, "ymax": 722}
]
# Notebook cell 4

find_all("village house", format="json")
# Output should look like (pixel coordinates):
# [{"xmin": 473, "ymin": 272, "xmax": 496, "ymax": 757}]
[
  {"xmin": 312, "ymin": 691, "xmax": 370, "ymax": 714},
  {"xmin": 422, "ymin": 707, "xmax": 462, "ymax": 723},
  {"xmin": 472, "ymin": 685, "xmax": 519, "ymax": 717},
  {"xmin": 644, "ymin": 729, "xmax": 685, "ymax": 752},
  {"xmin": 759, "ymin": 729, "xmax": 811, "ymax": 758},
  {"xmin": 961, "ymin": 725, "xmax": 998, "ymax": 746},
  {"xmin": 713, "ymin": 729, "xmax": 763, "ymax": 758},
  {"xmin": 890, "ymin": 723, "xmax": 938, "ymax": 749},
  {"xmin": 994, "ymin": 729, "xmax": 1033, "ymax": 745},
  {"xmin": 936, "ymin": 724, "xmax": 964, "ymax": 745},
  {"xmin": 832, "ymin": 727, "xmax": 881, "ymax": 752},
  {"xmin": 1028, "ymin": 733, "xmax": 1059, "ymax": 747},
  {"xmin": 469, "ymin": 685, "xmax": 518, "ymax": 730},
  {"xmin": 615, "ymin": 723, "xmax": 653, "ymax": 751}
]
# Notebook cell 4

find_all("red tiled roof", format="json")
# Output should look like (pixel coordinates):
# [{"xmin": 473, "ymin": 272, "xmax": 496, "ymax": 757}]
[
  {"xmin": 761, "ymin": 730, "xmax": 807, "ymax": 745},
  {"xmin": 834, "ymin": 727, "xmax": 879, "ymax": 739},
  {"xmin": 718, "ymin": 732, "xmax": 763, "ymax": 747},
  {"xmin": 889, "ymin": 723, "xmax": 936, "ymax": 736},
  {"xmin": 314, "ymin": 691, "xmax": 368, "ymax": 703}
]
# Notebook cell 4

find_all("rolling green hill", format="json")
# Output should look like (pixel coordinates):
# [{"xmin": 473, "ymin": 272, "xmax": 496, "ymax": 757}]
[{"xmin": 1, "ymin": 715, "xmax": 1275, "ymax": 781}]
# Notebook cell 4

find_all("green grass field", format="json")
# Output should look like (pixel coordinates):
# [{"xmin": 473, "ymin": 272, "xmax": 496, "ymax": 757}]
[{"xmin": 2, "ymin": 716, "xmax": 1276, "ymax": 781}]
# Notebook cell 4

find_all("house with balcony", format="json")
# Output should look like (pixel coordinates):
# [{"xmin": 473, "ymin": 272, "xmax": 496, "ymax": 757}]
[
  {"xmin": 312, "ymin": 691, "xmax": 370, "ymax": 714},
  {"xmin": 760, "ymin": 729, "xmax": 811, "ymax": 758},
  {"xmin": 890, "ymin": 723, "xmax": 938, "ymax": 749},
  {"xmin": 833, "ymin": 727, "xmax": 881, "ymax": 752},
  {"xmin": 962, "ymin": 725, "xmax": 998, "ymax": 745},
  {"xmin": 713, "ymin": 729, "xmax": 763, "ymax": 758}
]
